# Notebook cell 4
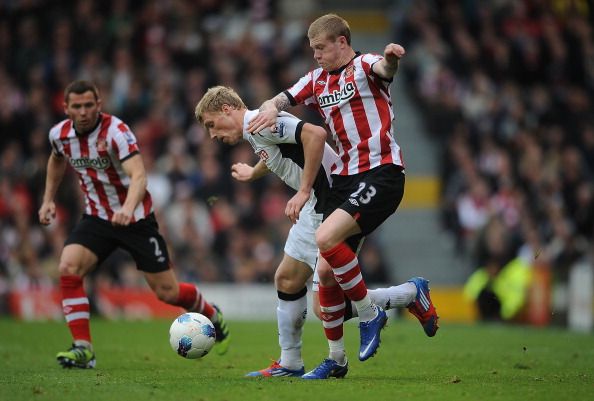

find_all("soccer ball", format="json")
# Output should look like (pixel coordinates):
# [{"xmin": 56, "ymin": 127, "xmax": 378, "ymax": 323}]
[{"xmin": 169, "ymin": 312, "xmax": 216, "ymax": 359}]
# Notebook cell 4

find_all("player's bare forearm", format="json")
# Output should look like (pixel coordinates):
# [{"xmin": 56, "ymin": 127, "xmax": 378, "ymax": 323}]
[
  {"xmin": 251, "ymin": 160, "xmax": 271, "ymax": 180},
  {"xmin": 373, "ymin": 43, "xmax": 406, "ymax": 80},
  {"xmin": 123, "ymin": 172, "xmax": 146, "ymax": 212},
  {"xmin": 377, "ymin": 58, "xmax": 399, "ymax": 78},
  {"xmin": 298, "ymin": 123, "xmax": 326, "ymax": 195},
  {"xmin": 248, "ymin": 93, "xmax": 291, "ymax": 134},
  {"xmin": 231, "ymin": 161, "xmax": 270, "ymax": 182},
  {"xmin": 284, "ymin": 123, "xmax": 325, "ymax": 223},
  {"xmin": 259, "ymin": 93, "xmax": 291, "ymax": 113},
  {"xmin": 258, "ymin": 99, "xmax": 277, "ymax": 115},
  {"xmin": 119, "ymin": 154, "xmax": 147, "ymax": 223},
  {"xmin": 42, "ymin": 153, "xmax": 67, "ymax": 203},
  {"xmin": 39, "ymin": 153, "xmax": 67, "ymax": 225},
  {"xmin": 271, "ymin": 92, "xmax": 291, "ymax": 112}
]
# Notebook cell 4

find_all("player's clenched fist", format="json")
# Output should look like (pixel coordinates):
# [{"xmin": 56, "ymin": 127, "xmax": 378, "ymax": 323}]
[
  {"xmin": 231, "ymin": 163, "xmax": 254, "ymax": 182},
  {"xmin": 38, "ymin": 201, "xmax": 56, "ymax": 225},
  {"xmin": 384, "ymin": 43, "xmax": 406, "ymax": 60},
  {"xmin": 111, "ymin": 209, "xmax": 133, "ymax": 226}
]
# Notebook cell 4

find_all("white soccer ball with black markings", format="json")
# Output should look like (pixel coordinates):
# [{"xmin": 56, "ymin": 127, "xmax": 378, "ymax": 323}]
[{"xmin": 169, "ymin": 312, "xmax": 216, "ymax": 359}]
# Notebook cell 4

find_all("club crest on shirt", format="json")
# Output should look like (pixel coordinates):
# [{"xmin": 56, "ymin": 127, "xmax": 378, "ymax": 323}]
[{"xmin": 345, "ymin": 65, "xmax": 355, "ymax": 78}]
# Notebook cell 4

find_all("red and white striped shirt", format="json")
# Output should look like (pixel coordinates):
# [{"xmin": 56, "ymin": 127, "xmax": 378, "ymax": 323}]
[
  {"xmin": 286, "ymin": 52, "xmax": 404, "ymax": 176},
  {"xmin": 49, "ymin": 113, "xmax": 153, "ymax": 222}
]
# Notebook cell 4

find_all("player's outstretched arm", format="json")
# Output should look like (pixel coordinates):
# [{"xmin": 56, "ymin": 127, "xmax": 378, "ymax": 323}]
[
  {"xmin": 112, "ymin": 154, "xmax": 147, "ymax": 226},
  {"xmin": 39, "ymin": 152, "xmax": 68, "ymax": 226},
  {"xmin": 247, "ymin": 92, "xmax": 291, "ymax": 134},
  {"xmin": 372, "ymin": 43, "xmax": 406, "ymax": 80},
  {"xmin": 285, "ymin": 123, "xmax": 326, "ymax": 224},
  {"xmin": 231, "ymin": 160, "xmax": 270, "ymax": 182}
]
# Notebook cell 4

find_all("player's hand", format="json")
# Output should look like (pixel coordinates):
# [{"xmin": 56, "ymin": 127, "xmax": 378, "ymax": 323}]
[
  {"xmin": 38, "ymin": 201, "xmax": 56, "ymax": 226},
  {"xmin": 231, "ymin": 163, "xmax": 254, "ymax": 182},
  {"xmin": 285, "ymin": 190, "xmax": 310, "ymax": 224},
  {"xmin": 384, "ymin": 43, "xmax": 406, "ymax": 62},
  {"xmin": 247, "ymin": 109, "xmax": 278, "ymax": 134},
  {"xmin": 111, "ymin": 209, "xmax": 133, "ymax": 226}
]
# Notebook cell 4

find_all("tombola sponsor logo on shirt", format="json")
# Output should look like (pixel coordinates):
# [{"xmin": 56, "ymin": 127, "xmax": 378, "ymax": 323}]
[
  {"xmin": 70, "ymin": 156, "xmax": 111, "ymax": 170},
  {"xmin": 318, "ymin": 82, "xmax": 356, "ymax": 108}
]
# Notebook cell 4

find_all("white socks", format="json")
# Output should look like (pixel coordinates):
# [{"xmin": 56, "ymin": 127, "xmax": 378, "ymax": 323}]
[
  {"xmin": 74, "ymin": 340, "xmax": 93, "ymax": 351},
  {"xmin": 353, "ymin": 294, "xmax": 376, "ymax": 321},
  {"xmin": 277, "ymin": 291, "xmax": 307, "ymax": 370},
  {"xmin": 370, "ymin": 282, "xmax": 417, "ymax": 309},
  {"xmin": 349, "ymin": 282, "xmax": 417, "ymax": 318},
  {"xmin": 328, "ymin": 338, "xmax": 347, "ymax": 365}
]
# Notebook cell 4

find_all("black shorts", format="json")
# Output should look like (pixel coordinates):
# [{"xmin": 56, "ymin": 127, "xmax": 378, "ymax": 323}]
[
  {"xmin": 324, "ymin": 164, "xmax": 405, "ymax": 238},
  {"xmin": 64, "ymin": 213, "xmax": 170, "ymax": 273}
]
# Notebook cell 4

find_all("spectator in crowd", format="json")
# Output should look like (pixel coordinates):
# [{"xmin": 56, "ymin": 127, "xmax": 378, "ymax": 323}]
[
  {"xmin": 398, "ymin": 0, "xmax": 594, "ymax": 304},
  {"xmin": 463, "ymin": 216, "xmax": 532, "ymax": 321}
]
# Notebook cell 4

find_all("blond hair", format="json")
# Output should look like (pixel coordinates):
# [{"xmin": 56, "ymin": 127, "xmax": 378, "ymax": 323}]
[
  {"xmin": 194, "ymin": 86, "xmax": 246, "ymax": 124},
  {"xmin": 307, "ymin": 14, "xmax": 351, "ymax": 45}
]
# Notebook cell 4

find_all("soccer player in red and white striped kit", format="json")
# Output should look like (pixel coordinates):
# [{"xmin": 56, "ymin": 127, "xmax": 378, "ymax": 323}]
[
  {"xmin": 38, "ymin": 80, "xmax": 229, "ymax": 368},
  {"xmin": 248, "ymin": 14, "xmax": 439, "ymax": 379}
]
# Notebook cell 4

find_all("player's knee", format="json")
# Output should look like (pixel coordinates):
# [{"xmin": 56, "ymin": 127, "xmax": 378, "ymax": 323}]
[
  {"xmin": 275, "ymin": 270, "xmax": 300, "ymax": 293},
  {"xmin": 315, "ymin": 229, "xmax": 335, "ymax": 252},
  {"xmin": 58, "ymin": 260, "xmax": 84, "ymax": 276}
]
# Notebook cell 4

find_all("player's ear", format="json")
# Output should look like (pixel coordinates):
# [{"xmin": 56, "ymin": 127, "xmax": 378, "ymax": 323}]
[
  {"xmin": 63, "ymin": 93, "xmax": 69, "ymax": 115},
  {"xmin": 96, "ymin": 98, "xmax": 103, "ymax": 111}
]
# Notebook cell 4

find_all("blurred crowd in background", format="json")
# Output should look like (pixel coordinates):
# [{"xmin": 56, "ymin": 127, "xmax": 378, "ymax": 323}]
[
  {"xmin": 0, "ymin": 0, "xmax": 392, "ymax": 314},
  {"xmin": 398, "ymin": 0, "xmax": 594, "ymax": 320},
  {"xmin": 1, "ymin": 0, "xmax": 593, "ymax": 321}
]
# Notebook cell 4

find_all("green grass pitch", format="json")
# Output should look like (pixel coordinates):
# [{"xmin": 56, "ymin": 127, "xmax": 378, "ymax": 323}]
[{"xmin": 0, "ymin": 317, "xmax": 592, "ymax": 401}]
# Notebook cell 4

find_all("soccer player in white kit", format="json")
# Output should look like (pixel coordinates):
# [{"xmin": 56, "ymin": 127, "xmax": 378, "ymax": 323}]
[
  {"xmin": 38, "ymin": 81, "xmax": 229, "ymax": 369},
  {"xmin": 195, "ymin": 86, "xmax": 434, "ymax": 378}
]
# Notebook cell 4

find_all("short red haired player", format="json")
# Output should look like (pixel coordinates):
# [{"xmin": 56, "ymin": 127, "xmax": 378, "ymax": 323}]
[{"xmin": 248, "ymin": 14, "xmax": 439, "ymax": 379}]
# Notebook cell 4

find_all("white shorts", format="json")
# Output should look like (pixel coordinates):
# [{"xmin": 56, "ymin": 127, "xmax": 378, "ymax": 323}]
[
  {"xmin": 284, "ymin": 204, "xmax": 321, "ymax": 272},
  {"xmin": 312, "ymin": 268, "xmax": 320, "ymax": 292},
  {"xmin": 284, "ymin": 203, "xmax": 365, "ymax": 293}
]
